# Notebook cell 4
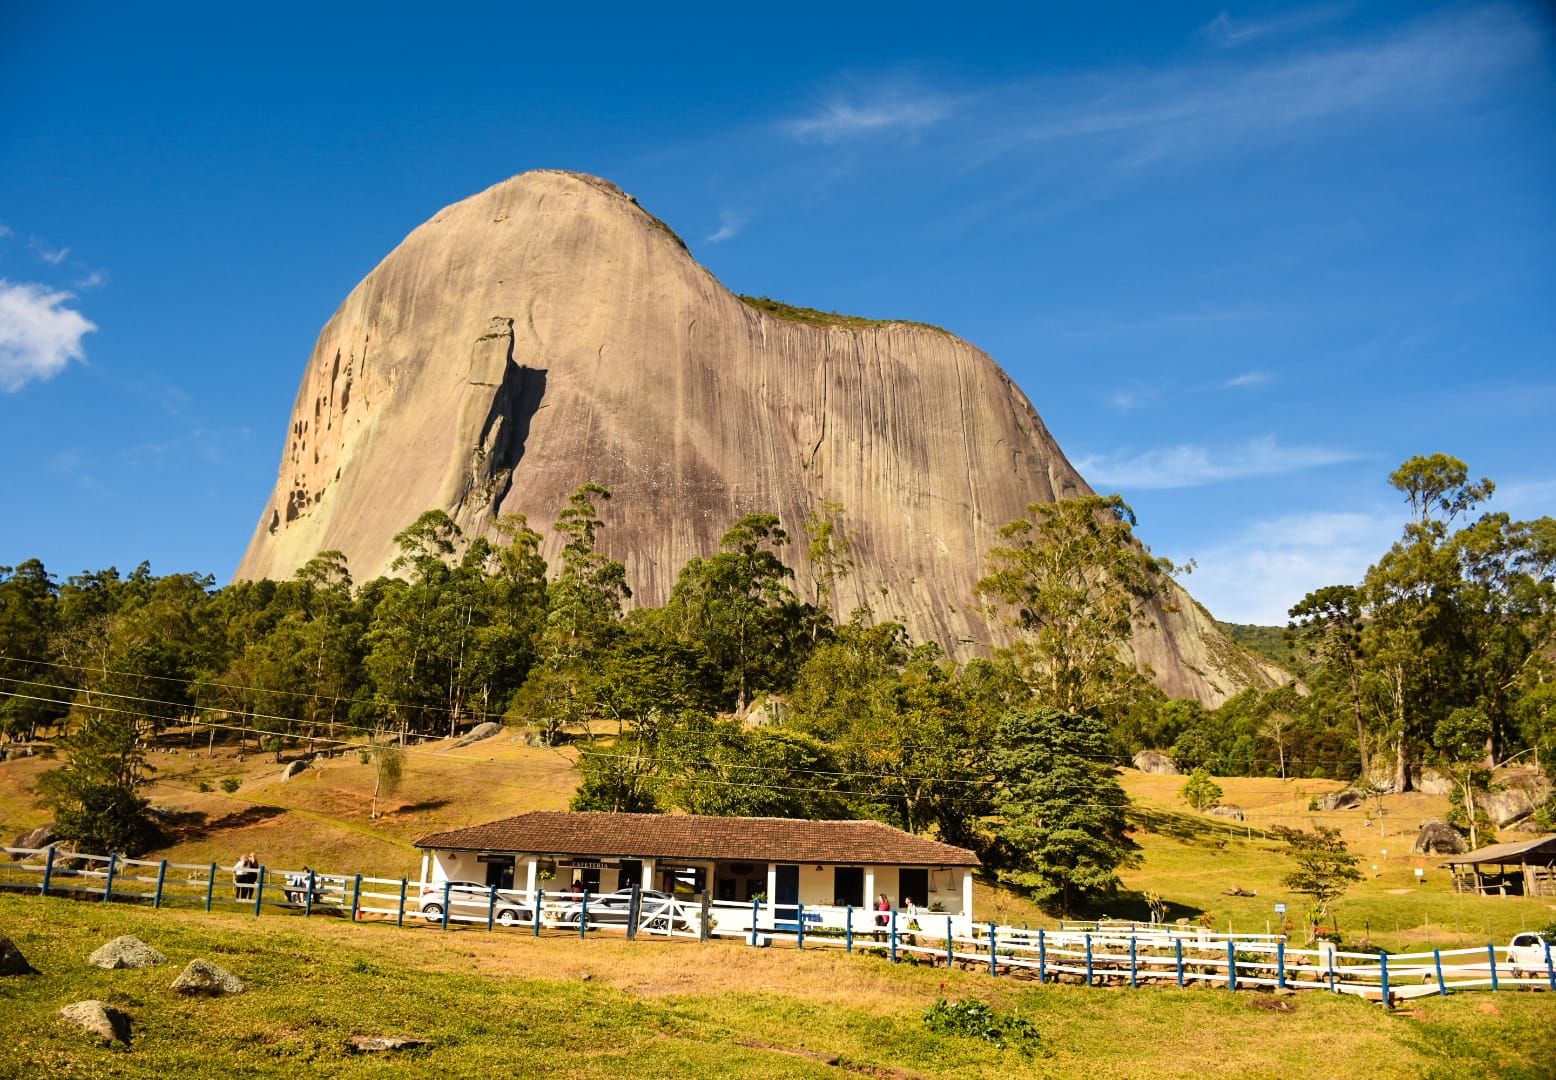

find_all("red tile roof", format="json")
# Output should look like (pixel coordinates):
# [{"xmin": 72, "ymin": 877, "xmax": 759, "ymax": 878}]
[{"xmin": 414, "ymin": 811, "xmax": 979, "ymax": 867}]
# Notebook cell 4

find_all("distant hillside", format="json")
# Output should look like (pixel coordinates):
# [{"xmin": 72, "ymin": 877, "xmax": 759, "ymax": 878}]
[{"xmin": 1214, "ymin": 621, "xmax": 1303, "ymax": 676}]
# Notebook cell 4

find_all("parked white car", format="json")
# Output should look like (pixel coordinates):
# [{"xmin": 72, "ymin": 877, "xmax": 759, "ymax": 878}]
[{"xmin": 1506, "ymin": 933, "xmax": 1552, "ymax": 978}]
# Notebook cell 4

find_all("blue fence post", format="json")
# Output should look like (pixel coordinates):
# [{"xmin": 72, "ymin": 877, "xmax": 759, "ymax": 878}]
[
  {"xmin": 441, "ymin": 881, "xmax": 452, "ymax": 931},
  {"xmin": 845, "ymin": 906, "xmax": 853, "ymax": 954},
  {"xmin": 750, "ymin": 897, "xmax": 760, "ymax": 946},
  {"xmin": 1327, "ymin": 946, "xmax": 1336, "ymax": 993},
  {"xmin": 486, "ymin": 884, "xmax": 496, "ymax": 932},
  {"xmin": 1084, "ymin": 933, "xmax": 1094, "ymax": 987},
  {"xmin": 989, "ymin": 923, "xmax": 997, "ymax": 977},
  {"xmin": 103, "ymin": 853, "xmax": 118, "ymax": 903},
  {"xmin": 154, "ymin": 859, "xmax": 168, "ymax": 908},
  {"xmin": 1545, "ymin": 940, "xmax": 1554, "ymax": 993},
  {"xmin": 253, "ymin": 866, "xmax": 266, "ymax": 917},
  {"xmin": 1038, "ymin": 929, "xmax": 1047, "ymax": 983},
  {"xmin": 890, "ymin": 911, "xmax": 898, "ymax": 963},
  {"xmin": 1379, "ymin": 951, "xmax": 1390, "ymax": 1007},
  {"xmin": 1276, "ymin": 940, "xmax": 1286, "ymax": 989},
  {"xmin": 1129, "ymin": 936, "xmax": 1138, "ymax": 988},
  {"xmin": 204, "ymin": 861, "xmax": 216, "ymax": 911},
  {"xmin": 1175, "ymin": 939, "xmax": 1184, "ymax": 988},
  {"xmin": 579, "ymin": 890, "xmax": 590, "ymax": 939},
  {"xmin": 41, "ymin": 845, "xmax": 56, "ymax": 897},
  {"xmin": 533, "ymin": 889, "xmax": 542, "ymax": 937},
  {"xmin": 1226, "ymin": 939, "xmax": 1237, "ymax": 991},
  {"xmin": 396, "ymin": 878, "xmax": 407, "ymax": 928},
  {"xmin": 946, "ymin": 916, "xmax": 954, "ymax": 970},
  {"xmin": 350, "ymin": 874, "xmax": 362, "ymax": 921},
  {"xmin": 1433, "ymin": 947, "xmax": 1448, "ymax": 996},
  {"xmin": 797, "ymin": 903, "xmax": 805, "ymax": 949},
  {"xmin": 1488, "ymin": 944, "xmax": 1499, "ymax": 992},
  {"xmin": 305, "ymin": 870, "xmax": 316, "ymax": 918}
]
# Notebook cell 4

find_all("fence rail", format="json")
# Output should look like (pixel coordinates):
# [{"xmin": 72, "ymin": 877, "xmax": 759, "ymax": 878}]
[{"xmin": 4, "ymin": 845, "xmax": 1551, "ymax": 1004}]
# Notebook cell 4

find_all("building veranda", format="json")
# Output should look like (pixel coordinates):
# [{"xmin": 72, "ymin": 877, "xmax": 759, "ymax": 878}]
[{"xmin": 414, "ymin": 811, "xmax": 980, "ymax": 934}]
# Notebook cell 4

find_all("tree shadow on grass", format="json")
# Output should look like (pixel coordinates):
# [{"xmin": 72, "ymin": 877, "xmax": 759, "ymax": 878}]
[
  {"xmin": 1087, "ymin": 889, "xmax": 1206, "ymax": 924},
  {"xmin": 158, "ymin": 805, "xmax": 286, "ymax": 843},
  {"xmin": 390, "ymin": 799, "xmax": 452, "ymax": 815},
  {"xmin": 1128, "ymin": 806, "xmax": 1275, "ymax": 845}
]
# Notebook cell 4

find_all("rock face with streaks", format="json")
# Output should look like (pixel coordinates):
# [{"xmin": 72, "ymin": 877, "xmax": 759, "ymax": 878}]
[{"xmin": 237, "ymin": 170, "xmax": 1282, "ymax": 705}]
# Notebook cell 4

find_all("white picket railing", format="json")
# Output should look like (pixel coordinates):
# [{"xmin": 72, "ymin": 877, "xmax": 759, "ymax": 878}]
[{"xmin": 3, "ymin": 844, "xmax": 1550, "ymax": 1002}]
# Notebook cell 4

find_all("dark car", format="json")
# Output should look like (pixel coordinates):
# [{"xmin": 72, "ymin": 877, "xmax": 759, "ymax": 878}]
[
  {"xmin": 419, "ymin": 880, "xmax": 534, "ymax": 926},
  {"xmin": 556, "ymin": 888, "xmax": 691, "ymax": 931}
]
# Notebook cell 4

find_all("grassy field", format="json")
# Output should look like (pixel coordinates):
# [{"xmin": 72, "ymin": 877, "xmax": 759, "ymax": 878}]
[{"xmin": 2, "ymin": 892, "xmax": 1553, "ymax": 1079}]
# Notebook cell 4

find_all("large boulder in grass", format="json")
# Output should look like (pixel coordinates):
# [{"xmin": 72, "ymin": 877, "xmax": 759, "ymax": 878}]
[
  {"xmin": 449, "ymin": 722, "xmax": 504, "ymax": 748},
  {"xmin": 281, "ymin": 759, "xmax": 310, "ymax": 780},
  {"xmin": 0, "ymin": 934, "xmax": 36, "ymax": 976},
  {"xmin": 348, "ymin": 1035, "xmax": 430, "ymax": 1053},
  {"xmin": 1209, "ymin": 805, "xmax": 1245, "ymax": 822},
  {"xmin": 89, "ymin": 936, "xmax": 167, "ymax": 970},
  {"xmin": 1132, "ymin": 751, "xmax": 1179, "ymax": 776},
  {"xmin": 1317, "ymin": 789, "xmax": 1364, "ymax": 811},
  {"xmin": 58, "ymin": 1000, "xmax": 131, "ymax": 1045},
  {"xmin": 10, "ymin": 823, "xmax": 55, "ymax": 857},
  {"xmin": 170, "ymin": 959, "xmax": 245, "ymax": 996},
  {"xmin": 1482, "ymin": 769, "xmax": 1554, "ymax": 826},
  {"xmin": 1412, "ymin": 820, "xmax": 1468, "ymax": 856}
]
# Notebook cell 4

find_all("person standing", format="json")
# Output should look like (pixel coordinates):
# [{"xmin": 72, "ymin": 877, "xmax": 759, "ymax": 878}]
[{"xmin": 233, "ymin": 852, "xmax": 258, "ymax": 900}]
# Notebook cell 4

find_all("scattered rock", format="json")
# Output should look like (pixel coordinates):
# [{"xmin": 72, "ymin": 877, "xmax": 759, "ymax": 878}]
[
  {"xmin": 0, "ymin": 934, "xmax": 36, "ymax": 976},
  {"xmin": 10, "ymin": 823, "xmax": 55, "ymax": 857},
  {"xmin": 1317, "ymin": 789, "xmax": 1364, "ymax": 811},
  {"xmin": 1482, "ymin": 789, "xmax": 1538, "ymax": 827},
  {"xmin": 1209, "ymin": 805, "xmax": 1245, "ymax": 821},
  {"xmin": 1412, "ymin": 767, "xmax": 1454, "ymax": 797},
  {"xmin": 1411, "ymin": 821, "xmax": 1467, "ymax": 856},
  {"xmin": 58, "ymin": 1000, "xmax": 131, "ymax": 1045},
  {"xmin": 449, "ymin": 721, "xmax": 504, "ymax": 748},
  {"xmin": 281, "ymin": 759, "xmax": 310, "ymax": 780},
  {"xmin": 89, "ymin": 935, "xmax": 167, "ymax": 970},
  {"xmin": 347, "ymin": 1035, "xmax": 429, "ymax": 1053},
  {"xmin": 170, "ymin": 958, "xmax": 245, "ymax": 996},
  {"xmin": 1132, "ymin": 750, "xmax": 1179, "ymax": 776}
]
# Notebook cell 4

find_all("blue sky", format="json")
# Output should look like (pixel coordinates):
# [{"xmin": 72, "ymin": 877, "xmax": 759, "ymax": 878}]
[{"xmin": 1, "ymin": 1, "xmax": 1552, "ymax": 625}]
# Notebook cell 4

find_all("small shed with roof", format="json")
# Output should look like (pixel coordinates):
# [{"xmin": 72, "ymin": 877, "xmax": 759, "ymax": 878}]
[
  {"xmin": 414, "ymin": 811, "xmax": 980, "ymax": 918},
  {"xmin": 1443, "ymin": 835, "xmax": 1556, "ymax": 897}
]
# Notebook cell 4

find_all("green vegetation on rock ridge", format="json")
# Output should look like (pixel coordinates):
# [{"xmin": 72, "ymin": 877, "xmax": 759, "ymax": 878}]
[{"xmin": 738, "ymin": 293, "xmax": 950, "ymax": 333}]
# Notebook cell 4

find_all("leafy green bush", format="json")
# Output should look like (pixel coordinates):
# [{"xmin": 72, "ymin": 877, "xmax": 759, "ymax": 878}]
[
  {"xmin": 196, "ymin": 780, "xmax": 212, "ymax": 793},
  {"xmin": 219, "ymin": 777, "xmax": 240, "ymax": 794},
  {"xmin": 1181, "ymin": 767, "xmax": 1223, "ymax": 811},
  {"xmin": 922, "ymin": 998, "xmax": 1040, "ymax": 1055}
]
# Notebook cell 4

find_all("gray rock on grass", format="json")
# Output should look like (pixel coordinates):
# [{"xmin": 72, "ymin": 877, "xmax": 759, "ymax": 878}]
[
  {"xmin": 0, "ymin": 934, "xmax": 36, "ymax": 976},
  {"xmin": 170, "ymin": 958, "xmax": 245, "ymax": 996},
  {"xmin": 59, "ymin": 1000, "xmax": 131, "ymax": 1045},
  {"xmin": 348, "ymin": 1035, "xmax": 430, "ymax": 1053},
  {"xmin": 449, "ymin": 721, "xmax": 504, "ymax": 748},
  {"xmin": 281, "ymin": 759, "xmax": 310, "ymax": 780},
  {"xmin": 89, "ymin": 935, "xmax": 167, "ymax": 970},
  {"xmin": 1132, "ymin": 751, "xmax": 1179, "ymax": 775}
]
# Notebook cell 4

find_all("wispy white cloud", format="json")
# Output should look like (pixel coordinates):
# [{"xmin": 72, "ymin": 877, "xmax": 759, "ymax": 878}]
[
  {"xmin": 1076, "ymin": 435, "xmax": 1359, "ymax": 489},
  {"xmin": 30, "ymin": 238, "xmax": 70, "ymax": 265},
  {"xmin": 1198, "ymin": 5, "xmax": 1352, "ymax": 48},
  {"xmin": 74, "ymin": 269, "xmax": 108, "ymax": 290},
  {"xmin": 1176, "ymin": 508, "xmax": 1402, "ymax": 624},
  {"xmin": 0, "ymin": 280, "xmax": 96, "ymax": 392},
  {"xmin": 1222, "ymin": 370, "xmax": 1271, "ymax": 389},
  {"xmin": 0, "ymin": 224, "xmax": 12, "ymax": 240},
  {"xmin": 705, "ymin": 210, "xmax": 743, "ymax": 245},
  {"xmin": 787, "ymin": 93, "xmax": 952, "ymax": 142}
]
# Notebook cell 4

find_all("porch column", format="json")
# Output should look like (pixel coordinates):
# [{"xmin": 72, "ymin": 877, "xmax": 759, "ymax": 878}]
[
  {"xmin": 524, "ymin": 856, "xmax": 537, "ymax": 895},
  {"xmin": 766, "ymin": 863, "xmax": 778, "ymax": 919},
  {"xmin": 962, "ymin": 869, "xmax": 975, "ymax": 921},
  {"xmin": 419, "ymin": 852, "xmax": 430, "ymax": 887},
  {"xmin": 864, "ymin": 867, "xmax": 876, "ymax": 909}
]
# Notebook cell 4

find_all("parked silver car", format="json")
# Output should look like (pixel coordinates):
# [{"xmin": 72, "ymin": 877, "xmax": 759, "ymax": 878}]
[
  {"xmin": 419, "ymin": 880, "xmax": 534, "ymax": 926},
  {"xmin": 556, "ymin": 888, "xmax": 691, "ymax": 931}
]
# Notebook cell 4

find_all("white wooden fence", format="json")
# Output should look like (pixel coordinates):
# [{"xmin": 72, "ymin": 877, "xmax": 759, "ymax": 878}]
[{"xmin": 4, "ymin": 845, "xmax": 1551, "ymax": 1004}]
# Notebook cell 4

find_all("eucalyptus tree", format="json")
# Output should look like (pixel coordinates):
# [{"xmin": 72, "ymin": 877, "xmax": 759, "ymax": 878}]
[{"xmin": 975, "ymin": 494, "xmax": 1172, "ymax": 716}]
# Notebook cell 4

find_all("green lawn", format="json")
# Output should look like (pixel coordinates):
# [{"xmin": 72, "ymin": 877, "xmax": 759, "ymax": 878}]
[{"xmin": 2, "ymin": 893, "xmax": 1553, "ymax": 1079}]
